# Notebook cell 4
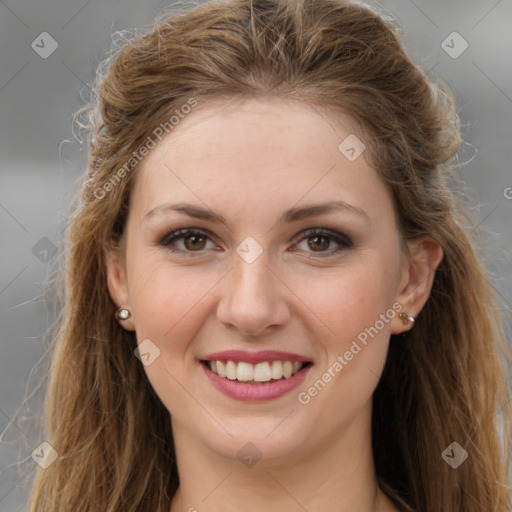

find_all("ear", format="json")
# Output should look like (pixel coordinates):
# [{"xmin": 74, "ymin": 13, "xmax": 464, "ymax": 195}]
[
  {"xmin": 105, "ymin": 247, "xmax": 136, "ymax": 331},
  {"xmin": 391, "ymin": 236, "xmax": 443, "ymax": 335}
]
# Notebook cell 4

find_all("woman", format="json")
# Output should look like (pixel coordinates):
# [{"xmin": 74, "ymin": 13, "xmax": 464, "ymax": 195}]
[{"xmin": 28, "ymin": 0, "xmax": 511, "ymax": 510}]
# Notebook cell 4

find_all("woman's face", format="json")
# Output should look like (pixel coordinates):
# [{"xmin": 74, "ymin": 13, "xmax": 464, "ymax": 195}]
[{"xmin": 107, "ymin": 98, "xmax": 426, "ymax": 464}]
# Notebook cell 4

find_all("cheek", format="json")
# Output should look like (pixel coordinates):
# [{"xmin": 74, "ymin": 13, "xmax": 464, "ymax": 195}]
[
  {"xmin": 128, "ymin": 254, "xmax": 212, "ymax": 338},
  {"xmin": 286, "ymin": 269, "xmax": 397, "ymax": 444},
  {"xmin": 300, "ymin": 259, "xmax": 397, "ymax": 347},
  {"xmin": 294, "ymin": 279, "xmax": 395, "ymax": 430},
  {"xmin": 126, "ymin": 255, "xmax": 230, "ymax": 395},
  {"xmin": 126, "ymin": 259, "xmax": 215, "ymax": 413},
  {"xmin": 299, "ymin": 259, "xmax": 397, "ymax": 393}
]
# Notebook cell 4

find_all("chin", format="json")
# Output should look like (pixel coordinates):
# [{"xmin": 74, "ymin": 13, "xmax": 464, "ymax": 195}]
[{"xmin": 202, "ymin": 414, "xmax": 316, "ymax": 466}]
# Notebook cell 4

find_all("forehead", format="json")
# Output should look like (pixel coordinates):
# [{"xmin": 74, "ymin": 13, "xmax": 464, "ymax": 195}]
[{"xmin": 129, "ymin": 97, "xmax": 394, "ymax": 227}]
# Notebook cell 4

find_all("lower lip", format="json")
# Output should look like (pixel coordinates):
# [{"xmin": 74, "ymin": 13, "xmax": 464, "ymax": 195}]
[{"xmin": 202, "ymin": 363, "xmax": 312, "ymax": 402}]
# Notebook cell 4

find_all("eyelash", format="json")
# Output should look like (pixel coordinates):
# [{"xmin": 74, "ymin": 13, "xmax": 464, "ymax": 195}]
[{"xmin": 158, "ymin": 227, "xmax": 353, "ymax": 257}]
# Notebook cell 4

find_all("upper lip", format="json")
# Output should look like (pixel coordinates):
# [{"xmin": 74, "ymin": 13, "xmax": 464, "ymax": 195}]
[{"xmin": 201, "ymin": 350, "xmax": 312, "ymax": 364}]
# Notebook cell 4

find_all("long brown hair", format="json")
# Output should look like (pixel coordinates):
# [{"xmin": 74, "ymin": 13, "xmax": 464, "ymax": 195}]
[{"xmin": 25, "ymin": 0, "xmax": 511, "ymax": 510}]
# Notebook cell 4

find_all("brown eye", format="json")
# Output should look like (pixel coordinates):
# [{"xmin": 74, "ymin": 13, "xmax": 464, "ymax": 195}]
[
  {"xmin": 159, "ymin": 228, "xmax": 215, "ymax": 254},
  {"xmin": 293, "ymin": 228, "xmax": 353, "ymax": 256},
  {"xmin": 307, "ymin": 235, "xmax": 331, "ymax": 252},
  {"xmin": 183, "ymin": 234, "xmax": 207, "ymax": 251}
]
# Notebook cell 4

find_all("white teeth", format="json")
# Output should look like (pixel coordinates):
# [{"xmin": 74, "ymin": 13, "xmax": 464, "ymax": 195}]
[
  {"xmin": 225, "ymin": 360, "xmax": 237, "ymax": 380},
  {"xmin": 207, "ymin": 359, "xmax": 306, "ymax": 382},
  {"xmin": 254, "ymin": 362, "xmax": 272, "ymax": 382},
  {"xmin": 236, "ymin": 362, "xmax": 254, "ymax": 381},
  {"xmin": 271, "ymin": 361, "xmax": 283, "ymax": 379},
  {"xmin": 216, "ymin": 360, "xmax": 226, "ymax": 378},
  {"xmin": 283, "ymin": 361, "xmax": 293, "ymax": 379}
]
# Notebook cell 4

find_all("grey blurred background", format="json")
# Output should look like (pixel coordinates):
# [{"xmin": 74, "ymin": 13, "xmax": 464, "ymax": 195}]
[{"xmin": 1, "ymin": 0, "xmax": 511, "ymax": 509}]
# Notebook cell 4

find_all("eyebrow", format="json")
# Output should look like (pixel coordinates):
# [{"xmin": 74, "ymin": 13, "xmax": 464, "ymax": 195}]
[{"xmin": 143, "ymin": 200, "xmax": 370, "ymax": 225}]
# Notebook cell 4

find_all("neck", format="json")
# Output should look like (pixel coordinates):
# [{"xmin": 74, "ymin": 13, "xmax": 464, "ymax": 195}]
[{"xmin": 169, "ymin": 403, "xmax": 398, "ymax": 512}]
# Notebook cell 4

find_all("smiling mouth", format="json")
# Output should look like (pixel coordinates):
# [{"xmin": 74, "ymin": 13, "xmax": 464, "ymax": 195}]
[{"xmin": 201, "ymin": 360, "xmax": 312, "ymax": 384}]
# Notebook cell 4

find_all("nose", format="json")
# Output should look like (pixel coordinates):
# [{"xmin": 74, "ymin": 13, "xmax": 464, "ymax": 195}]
[{"xmin": 216, "ymin": 249, "xmax": 291, "ymax": 336}]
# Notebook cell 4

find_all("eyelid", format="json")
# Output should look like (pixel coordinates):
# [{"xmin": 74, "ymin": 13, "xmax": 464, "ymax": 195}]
[
  {"xmin": 158, "ymin": 227, "xmax": 216, "ymax": 246},
  {"xmin": 289, "ymin": 227, "xmax": 353, "ymax": 257},
  {"xmin": 292, "ymin": 227, "xmax": 353, "ymax": 248}
]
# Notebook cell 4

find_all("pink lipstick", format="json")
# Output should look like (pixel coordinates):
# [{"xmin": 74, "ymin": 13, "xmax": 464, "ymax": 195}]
[{"xmin": 201, "ymin": 350, "xmax": 312, "ymax": 401}]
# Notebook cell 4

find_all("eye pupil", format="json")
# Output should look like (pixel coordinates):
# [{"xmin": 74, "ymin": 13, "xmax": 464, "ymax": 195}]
[
  {"xmin": 308, "ymin": 236, "xmax": 330, "ymax": 251},
  {"xmin": 185, "ymin": 235, "xmax": 206, "ymax": 250}
]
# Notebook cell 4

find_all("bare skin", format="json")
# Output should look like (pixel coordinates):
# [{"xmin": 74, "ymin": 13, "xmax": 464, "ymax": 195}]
[{"xmin": 106, "ymin": 97, "xmax": 442, "ymax": 512}]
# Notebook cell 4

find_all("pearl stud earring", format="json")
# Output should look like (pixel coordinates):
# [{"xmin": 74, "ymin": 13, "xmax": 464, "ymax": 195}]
[
  {"xmin": 399, "ymin": 312, "xmax": 415, "ymax": 325},
  {"xmin": 115, "ymin": 306, "xmax": 131, "ymax": 321}
]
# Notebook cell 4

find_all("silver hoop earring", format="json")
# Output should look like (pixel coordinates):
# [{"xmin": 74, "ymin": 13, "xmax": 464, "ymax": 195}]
[
  {"xmin": 116, "ymin": 307, "xmax": 131, "ymax": 321},
  {"xmin": 399, "ymin": 312, "xmax": 415, "ymax": 325}
]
